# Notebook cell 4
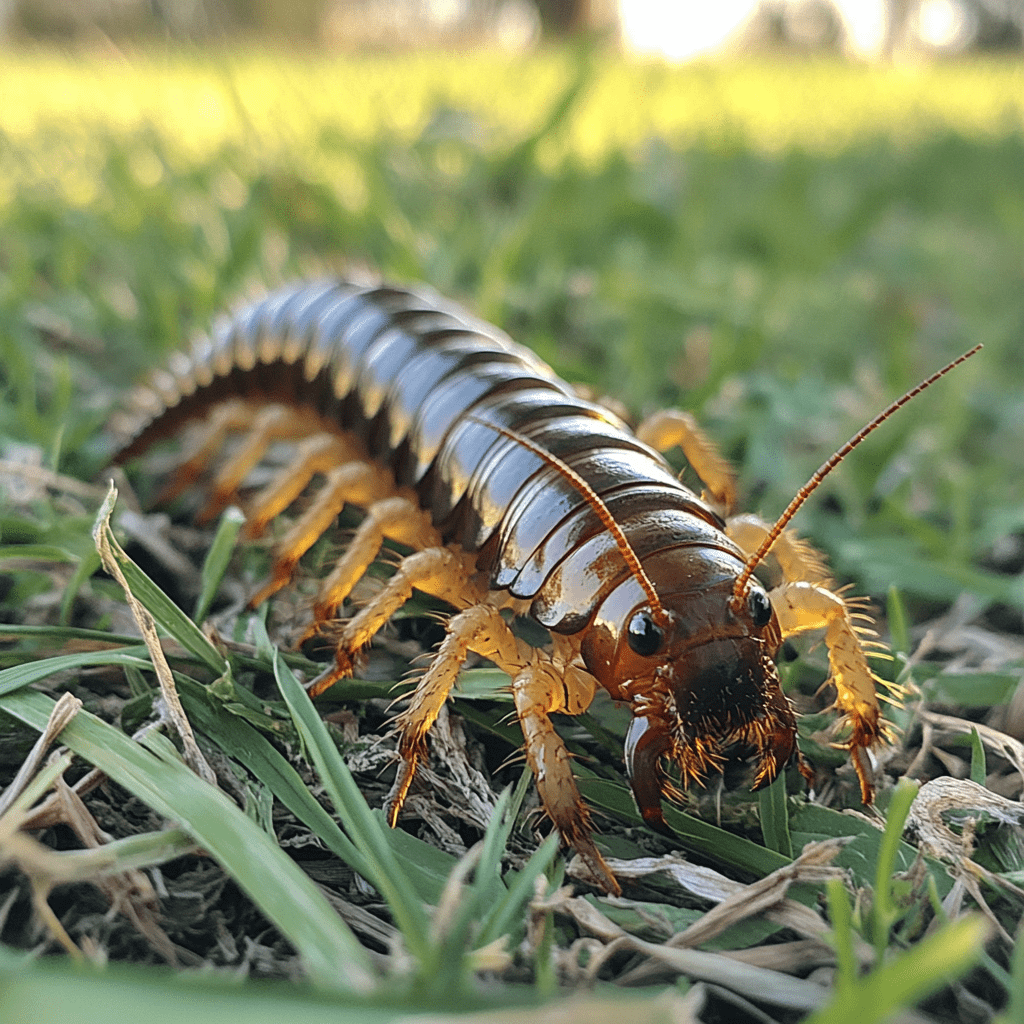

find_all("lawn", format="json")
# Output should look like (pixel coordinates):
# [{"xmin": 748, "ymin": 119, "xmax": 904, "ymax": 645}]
[{"xmin": 1, "ymin": 48, "xmax": 1023, "ymax": 1023}]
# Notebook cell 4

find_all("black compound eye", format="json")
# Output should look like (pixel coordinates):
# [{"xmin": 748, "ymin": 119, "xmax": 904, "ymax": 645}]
[
  {"xmin": 626, "ymin": 611, "xmax": 664, "ymax": 657},
  {"xmin": 747, "ymin": 588, "xmax": 773, "ymax": 628}
]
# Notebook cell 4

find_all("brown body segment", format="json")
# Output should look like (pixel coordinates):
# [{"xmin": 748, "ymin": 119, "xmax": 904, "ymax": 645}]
[{"xmin": 114, "ymin": 277, "xmax": 902, "ymax": 893}]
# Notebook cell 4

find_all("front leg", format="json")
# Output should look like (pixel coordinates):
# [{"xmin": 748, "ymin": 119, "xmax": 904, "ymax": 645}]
[
  {"xmin": 385, "ymin": 603, "xmax": 615, "ymax": 893},
  {"xmin": 509, "ymin": 661, "xmax": 615, "ymax": 892},
  {"xmin": 771, "ymin": 580, "xmax": 895, "ymax": 803},
  {"xmin": 727, "ymin": 513, "xmax": 896, "ymax": 803}
]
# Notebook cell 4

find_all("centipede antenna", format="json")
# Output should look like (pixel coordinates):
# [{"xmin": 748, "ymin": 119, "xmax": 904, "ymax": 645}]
[
  {"xmin": 465, "ymin": 414, "xmax": 667, "ymax": 621},
  {"xmin": 731, "ymin": 344, "xmax": 983, "ymax": 608}
]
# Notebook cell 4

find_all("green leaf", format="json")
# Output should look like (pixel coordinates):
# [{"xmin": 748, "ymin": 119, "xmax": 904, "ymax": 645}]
[
  {"xmin": 0, "ymin": 648, "xmax": 152, "ymax": 698},
  {"xmin": 0, "ymin": 951, "xmax": 399, "ymax": 1024},
  {"xmin": 790, "ymin": 802, "xmax": 950, "ymax": 896},
  {"xmin": 922, "ymin": 668, "xmax": 1020, "ymax": 707},
  {"xmin": 577, "ymin": 773, "xmax": 791, "ymax": 877},
  {"xmin": 193, "ymin": 505, "xmax": 245, "ymax": 623},
  {"xmin": 759, "ymin": 773, "xmax": 793, "ymax": 858},
  {"xmin": 872, "ymin": 777, "xmax": 919, "ymax": 958},
  {"xmin": 969, "ymin": 727, "xmax": 987, "ymax": 786},
  {"xmin": 807, "ymin": 915, "xmax": 988, "ymax": 1024},
  {"xmin": 272, "ymin": 648, "xmax": 433, "ymax": 962},
  {"xmin": 173, "ymin": 675, "xmax": 375, "ymax": 880},
  {"xmin": 824, "ymin": 878, "xmax": 857, "ymax": 995},
  {"xmin": 0, "ymin": 544, "xmax": 79, "ymax": 563}
]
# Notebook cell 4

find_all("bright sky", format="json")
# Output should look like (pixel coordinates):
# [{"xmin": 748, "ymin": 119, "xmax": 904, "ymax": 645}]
[
  {"xmin": 618, "ymin": 0, "xmax": 903, "ymax": 61},
  {"xmin": 619, "ymin": 0, "xmax": 762, "ymax": 61}
]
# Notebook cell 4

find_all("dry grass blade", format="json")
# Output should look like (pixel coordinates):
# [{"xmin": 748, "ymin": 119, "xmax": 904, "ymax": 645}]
[
  {"xmin": 0, "ymin": 734, "xmax": 189, "ymax": 963},
  {"xmin": 622, "ymin": 937, "xmax": 828, "ymax": 1011},
  {"xmin": 0, "ymin": 458, "xmax": 108, "ymax": 502},
  {"xmin": 598, "ymin": 838, "xmax": 860, "ymax": 953},
  {"xmin": 91, "ymin": 483, "xmax": 216, "ymax": 786},
  {"xmin": 915, "ymin": 710, "xmax": 1024, "ymax": 787},
  {"xmin": 0, "ymin": 691, "xmax": 81, "ymax": 817},
  {"xmin": 665, "ymin": 838, "xmax": 850, "ymax": 950},
  {"xmin": 907, "ymin": 777, "xmax": 1024, "ymax": 862},
  {"xmin": 538, "ymin": 842, "xmax": 855, "ymax": 1005},
  {"xmin": 18, "ymin": 767, "xmax": 106, "ymax": 831},
  {"xmin": 399, "ymin": 705, "xmax": 498, "ymax": 846},
  {"xmin": 906, "ymin": 776, "xmax": 1024, "ymax": 945},
  {"xmin": 2, "ymin": 685, "xmax": 378, "ymax": 990}
]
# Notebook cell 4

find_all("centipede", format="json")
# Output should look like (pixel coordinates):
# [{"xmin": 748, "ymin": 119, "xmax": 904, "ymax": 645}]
[{"xmin": 112, "ymin": 277, "xmax": 979, "ymax": 894}]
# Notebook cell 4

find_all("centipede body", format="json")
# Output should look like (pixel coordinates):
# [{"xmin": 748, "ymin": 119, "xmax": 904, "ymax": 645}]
[{"xmin": 115, "ymin": 277, "xmax": 900, "ymax": 894}]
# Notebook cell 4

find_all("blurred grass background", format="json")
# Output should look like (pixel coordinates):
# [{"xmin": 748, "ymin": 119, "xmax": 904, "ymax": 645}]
[{"xmin": 1, "ymin": 49, "xmax": 1022, "ymax": 622}]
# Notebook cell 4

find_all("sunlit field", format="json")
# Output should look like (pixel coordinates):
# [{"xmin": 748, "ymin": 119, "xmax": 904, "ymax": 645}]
[
  {"xmin": 2, "ymin": 48, "xmax": 1024, "ymax": 1024},
  {"xmin": 2, "ymin": 50, "xmax": 1022, "ymax": 176}
]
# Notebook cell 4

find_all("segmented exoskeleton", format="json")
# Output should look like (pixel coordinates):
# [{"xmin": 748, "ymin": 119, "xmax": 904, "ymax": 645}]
[{"xmin": 114, "ymin": 277, "xmax": 945, "ymax": 894}]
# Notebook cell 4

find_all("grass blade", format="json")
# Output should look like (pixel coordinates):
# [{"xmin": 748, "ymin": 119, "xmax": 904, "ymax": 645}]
[
  {"xmin": 0, "ymin": 648, "xmax": 152, "ymax": 698},
  {"xmin": 93, "ymin": 488, "xmax": 226, "ymax": 675},
  {"xmin": 173, "ymin": 676, "xmax": 374, "ymax": 880},
  {"xmin": 872, "ymin": 777, "xmax": 919, "ymax": 958},
  {"xmin": 0, "ymin": 687, "xmax": 376, "ymax": 993},
  {"xmin": 193, "ymin": 505, "xmax": 245, "ymax": 623},
  {"xmin": 578, "ymin": 774, "xmax": 791, "ymax": 876},
  {"xmin": 272, "ymin": 649, "xmax": 433, "ymax": 964},
  {"xmin": 759, "ymin": 773, "xmax": 793, "ymax": 858},
  {"xmin": 969, "ymin": 726, "xmax": 987, "ymax": 786},
  {"xmin": 0, "ymin": 950, "xmax": 399, "ymax": 1024},
  {"xmin": 807, "ymin": 915, "xmax": 988, "ymax": 1024}
]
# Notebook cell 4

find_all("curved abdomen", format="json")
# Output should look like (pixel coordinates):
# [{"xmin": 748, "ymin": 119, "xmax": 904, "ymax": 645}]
[{"xmin": 117, "ymin": 279, "xmax": 727, "ymax": 633}]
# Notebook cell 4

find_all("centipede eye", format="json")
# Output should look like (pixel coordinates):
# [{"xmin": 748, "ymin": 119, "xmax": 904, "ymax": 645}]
[
  {"xmin": 627, "ymin": 611, "xmax": 664, "ymax": 657},
  {"xmin": 747, "ymin": 588, "xmax": 773, "ymax": 628}
]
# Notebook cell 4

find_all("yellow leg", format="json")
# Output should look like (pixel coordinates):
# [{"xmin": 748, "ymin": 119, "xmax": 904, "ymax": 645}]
[
  {"xmin": 385, "ymin": 604, "xmax": 518, "ymax": 823},
  {"xmin": 383, "ymin": 602, "xmax": 614, "ymax": 892},
  {"xmin": 771, "ymin": 580, "xmax": 892, "ymax": 804},
  {"xmin": 511, "ymin": 665, "xmax": 616, "ymax": 891},
  {"xmin": 310, "ymin": 497, "xmax": 442, "ymax": 624},
  {"xmin": 635, "ymin": 408, "xmax": 736, "ymax": 512},
  {"xmin": 243, "ymin": 433, "xmax": 357, "ymax": 539},
  {"xmin": 308, "ymin": 545, "xmax": 480, "ymax": 694},
  {"xmin": 727, "ymin": 513, "xmax": 894, "ymax": 802},
  {"xmin": 726, "ymin": 513, "xmax": 831, "ymax": 585},
  {"xmin": 198, "ymin": 404, "xmax": 324, "ymax": 523},
  {"xmin": 155, "ymin": 399, "xmax": 252, "ymax": 505},
  {"xmin": 248, "ymin": 461, "xmax": 388, "ymax": 607}
]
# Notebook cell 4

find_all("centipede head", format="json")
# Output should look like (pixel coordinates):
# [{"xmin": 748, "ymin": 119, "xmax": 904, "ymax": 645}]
[
  {"xmin": 589, "ymin": 343, "xmax": 982, "ymax": 829},
  {"xmin": 580, "ymin": 545, "xmax": 802, "ymax": 832}
]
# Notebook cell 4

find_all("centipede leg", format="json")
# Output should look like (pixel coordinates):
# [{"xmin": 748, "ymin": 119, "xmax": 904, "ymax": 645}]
[
  {"xmin": 309, "ymin": 496, "xmax": 442, "ymax": 626},
  {"xmin": 513, "ymin": 671, "xmax": 618, "ymax": 892},
  {"xmin": 242, "ymin": 433, "xmax": 357, "ymax": 539},
  {"xmin": 197, "ymin": 404, "xmax": 326, "ymax": 523},
  {"xmin": 727, "ymin": 513, "xmax": 890, "ymax": 802},
  {"xmin": 154, "ymin": 399, "xmax": 252, "ymax": 505},
  {"xmin": 385, "ymin": 604, "xmax": 515, "ymax": 825},
  {"xmin": 307, "ymin": 545, "xmax": 480, "ymax": 695},
  {"xmin": 636, "ymin": 408, "xmax": 737, "ymax": 512},
  {"xmin": 247, "ymin": 461, "xmax": 390, "ymax": 607},
  {"xmin": 771, "ymin": 581, "xmax": 893, "ymax": 804},
  {"xmin": 726, "ymin": 513, "xmax": 831, "ymax": 585},
  {"xmin": 385, "ymin": 603, "xmax": 615, "ymax": 893}
]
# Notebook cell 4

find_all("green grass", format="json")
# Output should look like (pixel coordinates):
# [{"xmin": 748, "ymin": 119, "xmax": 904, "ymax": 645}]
[{"xmin": 2, "ymin": 47, "xmax": 1024, "ymax": 1022}]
